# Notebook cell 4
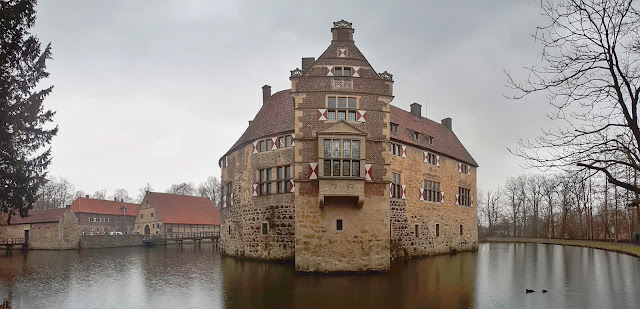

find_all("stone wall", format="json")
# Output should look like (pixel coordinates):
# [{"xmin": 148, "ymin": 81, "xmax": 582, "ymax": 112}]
[
  {"xmin": 220, "ymin": 143, "xmax": 296, "ymax": 260},
  {"xmin": 79, "ymin": 234, "xmax": 143, "ymax": 249},
  {"xmin": 0, "ymin": 209, "xmax": 81, "ymax": 250},
  {"xmin": 390, "ymin": 143, "xmax": 478, "ymax": 258}
]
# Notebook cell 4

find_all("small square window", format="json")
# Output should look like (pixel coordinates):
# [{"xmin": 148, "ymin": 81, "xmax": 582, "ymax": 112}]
[
  {"xmin": 413, "ymin": 131, "xmax": 419, "ymax": 140},
  {"xmin": 436, "ymin": 224, "xmax": 440, "ymax": 237},
  {"xmin": 262, "ymin": 222, "xmax": 269, "ymax": 235},
  {"xmin": 336, "ymin": 219, "xmax": 343, "ymax": 231}
]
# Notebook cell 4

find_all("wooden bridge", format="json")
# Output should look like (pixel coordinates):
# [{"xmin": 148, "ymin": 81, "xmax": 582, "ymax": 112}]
[
  {"xmin": 0, "ymin": 238, "xmax": 28, "ymax": 252},
  {"xmin": 142, "ymin": 231, "xmax": 220, "ymax": 247}
]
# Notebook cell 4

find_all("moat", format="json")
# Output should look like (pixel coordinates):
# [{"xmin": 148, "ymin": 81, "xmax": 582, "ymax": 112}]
[{"xmin": 1, "ymin": 243, "xmax": 639, "ymax": 308}]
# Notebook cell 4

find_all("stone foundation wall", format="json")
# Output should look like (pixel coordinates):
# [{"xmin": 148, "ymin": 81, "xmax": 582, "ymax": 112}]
[
  {"xmin": 79, "ymin": 234, "xmax": 143, "ymax": 249},
  {"xmin": 0, "ymin": 210, "xmax": 80, "ymax": 250}
]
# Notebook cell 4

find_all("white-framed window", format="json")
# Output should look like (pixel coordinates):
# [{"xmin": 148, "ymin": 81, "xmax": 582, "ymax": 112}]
[
  {"xmin": 425, "ymin": 152, "xmax": 437, "ymax": 165},
  {"xmin": 390, "ymin": 143, "xmax": 401, "ymax": 156},
  {"xmin": 460, "ymin": 163, "xmax": 470, "ymax": 174},
  {"xmin": 322, "ymin": 139, "xmax": 361, "ymax": 177},
  {"xmin": 458, "ymin": 187, "xmax": 471, "ymax": 207},
  {"xmin": 327, "ymin": 96, "xmax": 357, "ymax": 121}
]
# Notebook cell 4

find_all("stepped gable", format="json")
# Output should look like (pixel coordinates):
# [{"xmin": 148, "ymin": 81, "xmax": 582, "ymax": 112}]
[
  {"xmin": 227, "ymin": 89, "xmax": 294, "ymax": 154},
  {"xmin": 146, "ymin": 192, "xmax": 220, "ymax": 225},
  {"xmin": 10, "ymin": 208, "xmax": 66, "ymax": 224},
  {"xmin": 390, "ymin": 105, "xmax": 478, "ymax": 167},
  {"xmin": 70, "ymin": 197, "xmax": 140, "ymax": 216}
]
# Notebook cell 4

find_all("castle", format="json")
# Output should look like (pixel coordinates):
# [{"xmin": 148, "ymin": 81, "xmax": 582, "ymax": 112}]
[{"xmin": 219, "ymin": 20, "xmax": 478, "ymax": 272}]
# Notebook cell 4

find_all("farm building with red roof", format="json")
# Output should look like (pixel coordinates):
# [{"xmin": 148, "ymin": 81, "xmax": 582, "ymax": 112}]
[
  {"xmin": 70, "ymin": 196, "xmax": 140, "ymax": 235},
  {"xmin": 1, "ymin": 207, "xmax": 80, "ymax": 250},
  {"xmin": 218, "ymin": 20, "xmax": 478, "ymax": 272},
  {"xmin": 135, "ymin": 192, "xmax": 220, "ymax": 235}
]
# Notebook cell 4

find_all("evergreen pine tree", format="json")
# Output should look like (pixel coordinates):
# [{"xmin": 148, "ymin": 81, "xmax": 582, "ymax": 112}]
[{"xmin": 1, "ymin": 0, "xmax": 57, "ymax": 224}]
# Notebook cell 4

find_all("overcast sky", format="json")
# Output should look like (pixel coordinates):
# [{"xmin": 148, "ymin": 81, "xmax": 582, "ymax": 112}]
[{"xmin": 31, "ymin": 0, "xmax": 555, "ymax": 199}]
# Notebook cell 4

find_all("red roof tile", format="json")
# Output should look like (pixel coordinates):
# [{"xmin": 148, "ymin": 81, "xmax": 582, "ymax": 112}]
[
  {"xmin": 146, "ymin": 192, "xmax": 220, "ymax": 225},
  {"xmin": 10, "ymin": 208, "xmax": 67, "ymax": 225},
  {"xmin": 70, "ymin": 197, "xmax": 140, "ymax": 217},
  {"xmin": 224, "ymin": 89, "xmax": 294, "ymax": 159},
  {"xmin": 390, "ymin": 105, "xmax": 478, "ymax": 167}
]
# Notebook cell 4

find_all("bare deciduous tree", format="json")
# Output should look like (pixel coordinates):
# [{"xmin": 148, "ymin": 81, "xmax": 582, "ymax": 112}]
[
  {"xmin": 197, "ymin": 176, "xmax": 221, "ymax": 208},
  {"xmin": 111, "ymin": 188, "xmax": 132, "ymax": 202},
  {"xmin": 166, "ymin": 182, "xmax": 196, "ymax": 196},
  {"xmin": 137, "ymin": 183, "xmax": 153, "ymax": 202}
]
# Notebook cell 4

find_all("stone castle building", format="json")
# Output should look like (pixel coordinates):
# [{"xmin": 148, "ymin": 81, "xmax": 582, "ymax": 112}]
[{"xmin": 219, "ymin": 20, "xmax": 478, "ymax": 272}]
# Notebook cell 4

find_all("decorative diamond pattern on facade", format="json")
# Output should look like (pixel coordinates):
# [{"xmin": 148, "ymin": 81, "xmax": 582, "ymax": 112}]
[
  {"xmin": 325, "ymin": 66, "xmax": 334, "ymax": 76},
  {"xmin": 289, "ymin": 179, "xmax": 295, "ymax": 193},
  {"xmin": 308, "ymin": 163, "xmax": 318, "ymax": 180},
  {"xmin": 338, "ymin": 48, "xmax": 347, "ymax": 58},
  {"xmin": 252, "ymin": 141, "xmax": 258, "ymax": 154},
  {"xmin": 318, "ymin": 109, "xmax": 328, "ymax": 121},
  {"xmin": 455, "ymin": 194, "xmax": 460, "ymax": 205},
  {"xmin": 352, "ymin": 66, "xmax": 360, "ymax": 77},
  {"xmin": 401, "ymin": 185, "xmax": 406, "ymax": 200},
  {"xmin": 291, "ymin": 133, "xmax": 295, "ymax": 146},
  {"xmin": 440, "ymin": 192, "xmax": 445, "ymax": 203},
  {"xmin": 357, "ymin": 110, "xmax": 367, "ymax": 122},
  {"xmin": 252, "ymin": 184, "xmax": 258, "ymax": 197},
  {"xmin": 401, "ymin": 145, "xmax": 407, "ymax": 158},
  {"xmin": 271, "ymin": 137, "xmax": 279, "ymax": 150},
  {"xmin": 230, "ymin": 193, "xmax": 234, "ymax": 206},
  {"xmin": 419, "ymin": 188, "xmax": 425, "ymax": 201},
  {"xmin": 364, "ymin": 163, "xmax": 372, "ymax": 181}
]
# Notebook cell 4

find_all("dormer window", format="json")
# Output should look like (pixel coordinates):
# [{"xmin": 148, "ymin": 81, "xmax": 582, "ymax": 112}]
[
  {"xmin": 327, "ymin": 96, "xmax": 357, "ymax": 121},
  {"xmin": 413, "ymin": 131, "xmax": 420, "ymax": 141},
  {"xmin": 390, "ymin": 123, "xmax": 398, "ymax": 133},
  {"xmin": 426, "ymin": 135, "xmax": 433, "ymax": 145}
]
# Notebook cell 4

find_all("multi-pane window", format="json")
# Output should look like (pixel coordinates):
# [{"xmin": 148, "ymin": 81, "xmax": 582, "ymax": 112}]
[
  {"xmin": 258, "ymin": 135, "xmax": 293, "ymax": 153},
  {"xmin": 412, "ymin": 131, "xmax": 420, "ymax": 141},
  {"xmin": 460, "ymin": 163, "xmax": 470, "ymax": 174},
  {"xmin": 426, "ymin": 135, "xmax": 434, "ymax": 145},
  {"xmin": 334, "ymin": 67, "xmax": 352, "ymax": 77},
  {"xmin": 327, "ymin": 96, "xmax": 357, "ymax": 121},
  {"xmin": 424, "ymin": 180, "xmax": 441, "ymax": 202},
  {"xmin": 390, "ymin": 143, "xmax": 401, "ymax": 156},
  {"xmin": 391, "ymin": 172, "xmax": 402, "ymax": 198},
  {"xmin": 276, "ymin": 165, "xmax": 292, "ymax": 193},
  {"xmin": 322, "ymin": 139, "xmax": 361, "ymax": 177},
  {"xmin": 225, "ymin": 182, "xmax": 232, "ymax": 207},
  {"xmin": 459, "ymin": 187, "xmax": 471, "ymax": 207},
  {"xmin": 278, "ymin": 135, "xmax": 293, "ymax": 148},
  {"xmin": 390, "ymin": 123, "xmax": 398, "ymax": 133},
  {"xmin": 266, "ymin": 139, "xmax": 273, "ymax": 151},
  {"xmin": 258, "ymin": 169, "xmax": 273, "ymax": 195},
  {"xmin": 259, "ymin": 140, "xmax": 266, "ymax": 152},
  {"xmin": 425, "ymin": 152, "xmax": 437, "ymax": 165}
]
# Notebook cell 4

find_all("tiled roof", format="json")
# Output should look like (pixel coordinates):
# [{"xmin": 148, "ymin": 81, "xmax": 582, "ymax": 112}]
[
  {"xmin": 10, "ymin": 208, "xmax": 67, "ymax": 225},
  {"xmin": 390, "ymin": 105, "xmax": 478, "ymax": 167},
  {"xmin": 146, "ymin": 192, "xmax": 221, "ymax": 225},
  {"xmin": 225, "ymin": 89, "xmax": 294, "ymax": 156},
  {"xmin": 70, "ymin": 197, "xmax": 140, "ymax": 216}
]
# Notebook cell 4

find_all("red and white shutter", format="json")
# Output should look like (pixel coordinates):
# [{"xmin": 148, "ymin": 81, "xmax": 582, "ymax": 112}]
[
  {"xmin": 252, "ymin": 184, "xmax": 258, "ymax": 197},
  {"xmin": 352, "ymin": 66, "xmax": 360, "ymax": 77},
  {"xmin": 326, "ymin": 66, "xmax": 335, "ymax": 76},
  {"xmin": 458, "ymin": 162, "xmax": 462, "ymax": 173},
  {"xmin": 389, "ymin": 183, "xmax": 393, "ymax": 198},
  {"xmin": 436, "ymin": 155, "xmax": 440, "ymax": 167},
  {"xmin": 364, "ymin": 164, "xmax": 372, "ymax": 181},
  {"xmin": 419, "ymin": 188, "xmax": 425, "ymax": 201},
  {"xmin": 357, "ymin": 110, "xmax": 367, "ymax": 122},
  {"xmin": 318, "ymin": 109, "xmax": 328, "ymax": 121},
  {"xmin": 401, "ymin": 145, "xmax": 407, "ymax": 158},
  {"xmin": 308, "ymin": 163, "xmax": 318, "ymax": 180},
  {"xmin": 222, "ymin": 196, "xmax": 227, "ymax": 208},
  {"xmin": 289, "ymin": 179, "xmax": 295, "ymax": 193},
  {"xmin": 467, "ymin": 167, "xmax": 471, "ymax": 175},
  {"xmin": 271, "ymin": 137, "xmax": 278, "ymax": 150},
  {"xmin": 291, "ymin": 134, "xmax": 295, "ymax": 146},
  {"xmin": 423, "ymin": 152, "xmax": 428, "ymax": 163},
  {"xmin": 338, "ymin": 48, "xmax": 347, "ymax": 58},
  {"xmin": 455, "ymin": 194, "xmax": 460, "ymax": 205},
  {"xmin": 401, "ymin": 185, "xmax": 406, "ymax": 200},
  {"xmin": 230, "ymin": 193, "xmax": 234, "ymax": 206},
  {"xmin": 440, "ymin": 192, "xmax": 445, "ymax": 203},
  {"xmin": 470, "ymin": 197, "xmax": 474, "ymax": 207},
  {"xmin": 253, "ymin": 141, "xmax": 258, "ymax": 154},
  {"xmin": 389, "ymin": 143, "xmax": 393, "ymax": 155}
]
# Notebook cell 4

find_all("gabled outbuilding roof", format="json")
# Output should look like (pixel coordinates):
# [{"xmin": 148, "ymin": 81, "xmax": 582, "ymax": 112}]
[
  {"xmin": 70, "ymin": 197, "xmax": 140, "ymax": 216},
  {"xmin": 145, "ymin": 192, "xmax": 220, "ymax": 226},
  {"xmin": 10, "ymin": 208, "xmax": 67, "ymax": 225}
]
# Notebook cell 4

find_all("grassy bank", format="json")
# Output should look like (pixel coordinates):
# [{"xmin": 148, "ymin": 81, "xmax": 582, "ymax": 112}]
[{"xmin": 484, "ymin": 237, "xmax": 640, "ymax": 258}]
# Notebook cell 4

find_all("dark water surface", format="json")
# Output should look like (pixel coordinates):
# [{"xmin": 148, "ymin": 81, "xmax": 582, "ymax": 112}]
[{"xmin": 1, "ymin": 242, "xmax": 639, "ymax": 308}]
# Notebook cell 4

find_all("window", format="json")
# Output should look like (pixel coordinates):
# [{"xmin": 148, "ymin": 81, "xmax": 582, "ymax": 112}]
[
  {"xmin": 259, "ymin": 140, "xmax": 266, "ymax": 152},
  {"xmin": 390, "ymin": 123, "xmax": 398, "ymax": 133},
  {"xmin": 228, "ymin": 225, "xmax": 231, "ymax": 234},
  {"xmin": 460, "ymin": 163, "xmax": 470, "ymax": 174},
  {"xmin": 266, "ymin": 139, "xmax": 273, "ymax": 151},
  {"xmin": 322, "ymin": 139, "xmax": 361, "ymax": 177},
  {"xmin": 327, "ymin": 96, "xmax": 357, "ymax": 121},
  {"xmin": 415, "ymin": 224, "xmax": 419, "ymax": 237},
  {"xmin": 225, "ymin": 182, "xmax": 232, "ymax": 207},
  {"xmin": 460, "ymin": 225, "xmax": 463, "ymax": 235},
  {"xmin": 334, "ymin": 66, "xmax": 352, "ymax": 77},
  {"xmin": 262, "ymin": 222, "xmax": 269, "ymax": 235},
  {"xmin": 336, "ymin": 219, "xmax": 343, "ymax": 231},
  {"xmin": 151, "ymin": 213, "xmax": 153, "ymax": 218},
  {"xmin": 278, "ymin": 135, "xmax": 293, "ymax": 148},
  {"xmin": 140, "ymin": 214, "xmax": 143, "ymax": 219},
  {"xmin": 459, "ymin": 187, "xmax": 472, "ymax": 207},
  {"xmin": 436, "ymin": 224, "xmax": 440, "ymax": 237},
  {"xmin": 424, "ymin": 180, "xmax": 441, "ymax": 202},
  {"xmin": 391, "ymin": 172, "xmax": 402, "ymax": 198},
  {"xmin": 412, "ymin": 131, "xmax": 420, "ymax": 141},
  {"xmin": 425, "ymin": 152, "xmax": 437, "ymax": 165},
  {"xmin": 426, "ymin": 135, "xmax": 433, "ymax": 145},
  {"xmin": 390, "ymin": 143, "xmax": 401, "ymax": 156},
  {"xmin": 258, "ymin": 168, "xmax": 272, "ymax": 195},
  {"xmin": 272, "ymin": 165, "xmax": 292, "ymax": 194}
]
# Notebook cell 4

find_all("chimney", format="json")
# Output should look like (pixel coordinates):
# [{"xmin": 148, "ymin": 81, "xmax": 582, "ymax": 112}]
[
  {"xmin": 410, "ymin": 103, "xmax": 422, "ymax": 118},
  {"xmin": 331, "ymin": 20, "xmax": 355, "ymax": 42},
  {"xmin": 65, "ymin": 204, "xmax": 71, "ymax": 213},
  {"xmin": 85, "ymin": 195, "xmax": 89, "ymax": 198},
  {"xmin": 441, "ymin": 117, "xmax": 452, "ymax": 130},
  {"xmin": 262, "ymin": 85, "xmax": 271, "ymax": 105},
  {"xmin": 302, "ymin": 57, "xmax": 315, "ymax": 71}
]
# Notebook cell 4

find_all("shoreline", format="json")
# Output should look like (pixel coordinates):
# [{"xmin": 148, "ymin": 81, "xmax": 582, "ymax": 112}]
[{"xmin": 483, "ymin": 237, "xmax": 640, "ymax": 258}]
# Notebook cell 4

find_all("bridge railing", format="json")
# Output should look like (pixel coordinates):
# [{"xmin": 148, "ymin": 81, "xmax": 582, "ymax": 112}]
[
  {"xmin": 0, "ymin": 238, "xmax": 26, "ymax": 246},
  {"xmin": 146, "ymin": 231, "xmax": 220, "ymax": 241}
]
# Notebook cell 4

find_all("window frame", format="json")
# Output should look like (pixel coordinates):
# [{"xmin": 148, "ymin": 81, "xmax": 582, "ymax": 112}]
[
  {"xmin": 425, "ymin": 152, "xmax": 438, "ymax": 165},
  {"xmin": 458, "ymin": 187, "xmax": 472, "ymax": 207},
  {"xmin": 326, "ymin": 96, "xmax": 358, "ymax": 122},
  {"xmin": 390, "ymin": 123, "xmax": 398, "ymax": 133},
  {"xmin": 321, "ymin": 138, "xmax": 363, "ymax": 178},
  {"xmin": 391, "ymin": 172, "xmax": 402, "ymax": 198},
  {"xmin": 258, "ymin": 165, "xmax": 292, "ymax": 196},
  {"xmin": 423, "ymin": 179, "xmax": 441, "ymax": 203}
]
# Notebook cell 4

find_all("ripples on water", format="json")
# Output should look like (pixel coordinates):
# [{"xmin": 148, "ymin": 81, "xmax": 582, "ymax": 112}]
[{"xmin": 0, "ymin": 243, "xmax": 639, "ymax": 308}]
